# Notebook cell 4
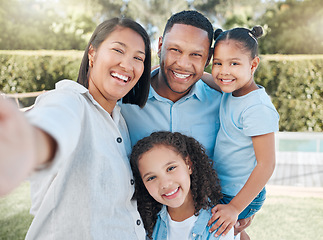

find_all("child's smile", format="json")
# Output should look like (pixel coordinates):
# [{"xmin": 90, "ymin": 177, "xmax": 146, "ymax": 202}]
[
  {"xmin": 138, "ymin": 145, "xmax": 194, "ymax": 212},
  {"xmin": 212, "ymin": 40, "xmax": 259, "ymax": 97}
]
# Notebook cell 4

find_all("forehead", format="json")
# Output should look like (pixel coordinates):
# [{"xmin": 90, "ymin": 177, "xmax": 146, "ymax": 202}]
[
  {"xmin": 163, "ymin": 24, "xmax": 210, "ymax": 52},
  {"xmin": 139, "ymin": 145, "xmax": 182, "ymax": 166},
  {"xmin": 103, "ymin": 27, "xmax": 145, "ymax": 52},
  {"xmin": 214, "ymin": 40, "xmax": 249, "ymax": 56}
]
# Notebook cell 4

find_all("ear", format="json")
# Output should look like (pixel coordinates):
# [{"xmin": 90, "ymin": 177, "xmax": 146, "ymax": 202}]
[
  {"xmin": 185, "ymin": 157, "xmax": 193, "ymax": 175},
  {"xmin": 157, "ymin": 36, "xmax": 163, "ymax": 58},
  {"xmin": 88, "ymin": 44, "xmax": 95, "ymax": 64},
  {"xmin": 251, "ymin": 56, "xmax": 260, "ymax": 75},
  {"xmin": 205, "ymin": 48, "xmax": 213, "ymax": 67}
]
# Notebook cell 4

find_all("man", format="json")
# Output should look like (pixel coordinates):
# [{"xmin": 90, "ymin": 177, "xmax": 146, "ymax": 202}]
[{"xmin": 120, "ymin": 10, "xmax": 253, "ymax": 239}]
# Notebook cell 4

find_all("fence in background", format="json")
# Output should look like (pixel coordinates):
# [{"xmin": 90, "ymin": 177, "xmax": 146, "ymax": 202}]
[
  {"xmin": 270, "ymin": 132, "xmax": 323, "ymax": 187},
  {"xmin": 3, "ymin": 91, "xmax": 45, "ymax": 111}
]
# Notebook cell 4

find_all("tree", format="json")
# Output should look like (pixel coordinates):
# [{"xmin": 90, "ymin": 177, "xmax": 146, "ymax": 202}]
[
  {"xmin": 0, "ymin": 0, "xmax": 97, "ymax": 50},
  {"xmin": 0, "ymin": 0, "xmax": 57, "ymax": 49},
  {"xmin": 259, "ymin": 0, "xmax": 323, "ymax": 54},
  {"xmin": 192, "ymin": 0, "xmax": 268, "ymax": 29}
]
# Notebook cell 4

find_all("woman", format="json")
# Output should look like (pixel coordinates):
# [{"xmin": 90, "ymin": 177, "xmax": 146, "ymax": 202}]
[{"xmin": 0, "ymin": 17, "xmax": 151, "ymax": 240}]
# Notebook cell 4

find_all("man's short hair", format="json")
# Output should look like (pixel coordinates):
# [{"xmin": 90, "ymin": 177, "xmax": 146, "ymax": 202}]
[{"xmin": 163, "ymin": 10, "xmax": 214, "ymax": 48}]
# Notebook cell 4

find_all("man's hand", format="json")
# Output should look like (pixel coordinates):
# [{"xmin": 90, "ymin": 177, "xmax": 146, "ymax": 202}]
[
  {"xmin": 234, "ymin": 215, "xmax": 254, "ymax": 235},
  {"xmin": 0, "ymin": 98, "xmax": 36, "ymax": 197}
]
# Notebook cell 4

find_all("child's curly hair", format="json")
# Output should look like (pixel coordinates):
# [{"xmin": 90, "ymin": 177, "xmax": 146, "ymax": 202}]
[{"xmin": 130, "ymin": 131, "xmax": 222, "ymax": 239}]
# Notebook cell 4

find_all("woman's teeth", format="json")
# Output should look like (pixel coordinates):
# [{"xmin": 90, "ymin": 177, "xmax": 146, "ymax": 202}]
[{"xmin": 112, "ymin": 72, "xmax": 129, "ymax": 82}]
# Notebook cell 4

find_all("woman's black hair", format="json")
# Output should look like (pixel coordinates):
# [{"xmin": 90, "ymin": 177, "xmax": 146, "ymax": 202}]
[
  {"xmin": 77, "ymin": 17, "xmax": 151, "ymax": 108},
  {"xmin": 213, "ymin": 26, "xmax": 263, "ymax": 59},
  {"xmin": 130, "ymin": 131, "xmax": 222, "ymax": 239}
]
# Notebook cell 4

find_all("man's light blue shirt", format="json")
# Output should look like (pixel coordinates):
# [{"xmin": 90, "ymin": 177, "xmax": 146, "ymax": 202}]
[{"xmin": 120, "ymin": 68, "xmax": 222, "ymax": 158}]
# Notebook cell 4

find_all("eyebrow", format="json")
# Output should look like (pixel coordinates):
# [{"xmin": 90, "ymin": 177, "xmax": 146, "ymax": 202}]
[
  {"xmin": 112, "ymin": 41, "xmax": 145, "ymax": 55},
  {"xmin": 169, "ymin": 42, "xmax": 207, "ymax": 54},
  {"xmin": 141, "ymin": 160, "xmax": 177, "ymax": 179},
  {"xmin": 213, "ymin": 57, "xmax": 241, "ymax": 61}
]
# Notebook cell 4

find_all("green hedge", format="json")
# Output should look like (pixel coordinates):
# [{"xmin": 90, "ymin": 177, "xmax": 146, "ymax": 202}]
[
  {"xmin": 1, "ymin": 51, "xmax": 322, "ymax": 132},
  {"xmin": 0, "ymin": 51, "xmax": 82, "ymax": 93},
  {"xmin": 256, "ymin": 55, "xmax": 323, "ymax": 132}
]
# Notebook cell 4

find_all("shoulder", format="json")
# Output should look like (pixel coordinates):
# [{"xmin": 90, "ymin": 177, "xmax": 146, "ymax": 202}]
[
  {"xmin": 242, "ymin": 87, "xmax": 278, "ymax": 116},
  {"xmin": 29, "ymin": 80, "xmax": 90, "ymax": 116},
  {"xmin": 152, "ymin": 207, "xmax": 168, "ymax": 240},
  {"xmin": 194, "ymin": 80, "xmax": 222, "ymax": 102}
]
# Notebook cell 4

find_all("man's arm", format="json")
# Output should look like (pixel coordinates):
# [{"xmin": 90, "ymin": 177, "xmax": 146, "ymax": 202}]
[{"xmin": 201, "ymin": 71, "xmax": 222, "ymax": 92}]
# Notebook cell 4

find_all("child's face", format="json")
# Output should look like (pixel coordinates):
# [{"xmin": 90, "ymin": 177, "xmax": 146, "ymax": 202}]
[
  {"xmin": 138, "ymin": 145, "xmax": 193, "ymax": 211},
  {"xmin": 212, "ymin": 39, "xmax": 259, "ymax": 97}
]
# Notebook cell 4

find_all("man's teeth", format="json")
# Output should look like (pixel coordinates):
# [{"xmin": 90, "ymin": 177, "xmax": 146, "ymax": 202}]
[
  {"xmin": 173, "ymin": 71, "xmax": 190, "ymax": 79},
  {"xmin": 165, "ymin": 188, "xmax": 179, "ymax": 196},
  {"xmin": 112, "ymin": 72, "xmax": 129, "ymax": 82}
]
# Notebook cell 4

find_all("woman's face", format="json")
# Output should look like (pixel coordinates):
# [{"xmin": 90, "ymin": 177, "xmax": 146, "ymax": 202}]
[{"xmin": 88, "ymin": 26, "xmax": 146, "ymax": 112}]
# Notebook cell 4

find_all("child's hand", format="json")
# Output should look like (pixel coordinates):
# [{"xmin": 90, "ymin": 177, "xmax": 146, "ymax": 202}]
[
  {"xmin": 0, "ymin": 98, "xmax": 36, "ymax": 197},
  {"xmin": 208, "ymin": 203, "xmax": 239, "ymax": 237}
]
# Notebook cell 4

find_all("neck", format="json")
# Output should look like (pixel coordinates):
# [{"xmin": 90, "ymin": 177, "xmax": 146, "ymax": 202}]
[
  {"xmin": 233, "ymin": 79, "xmax": 258, "ymax": 97},
  {"xmin": 167, "ymin": 193, "xmax": 195, "ymax": 222},
  {"xmin": 151, "ymin": 72, "xmax": 190, "ymax": 103},
  {"xmin": 88, "ymin": 77, "xmax": 116, "ymax": 115}
]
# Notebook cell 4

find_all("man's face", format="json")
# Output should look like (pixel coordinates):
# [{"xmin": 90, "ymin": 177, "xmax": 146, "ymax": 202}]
[{"xmin": 157, "ymin": 24, "xmax": 210, "ymax": 101}]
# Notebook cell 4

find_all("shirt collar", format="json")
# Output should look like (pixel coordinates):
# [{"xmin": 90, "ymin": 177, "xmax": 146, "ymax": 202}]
[
  {"xmin": 56, "ymin": 79, "xmax": 121, "ymax": 122},
  {"xmin": 158, "ymin": 205, "xmax": 169, "ymax": 223},
  {"xmin": 158, "ymin": 205, "xmax": 213, "ymax": 237},
  {"xmin": 149, "ymin": 68, "xmax": 205, "ymax": 102},
  {"xmin": 191, "ymin": 208, "xmax": 213, "ymax": 236}
]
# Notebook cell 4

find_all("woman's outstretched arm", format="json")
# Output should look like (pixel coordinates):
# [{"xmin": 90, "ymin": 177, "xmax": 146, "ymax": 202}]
[{"xmin": 0, "ymin": 98, "xmax": 56, "ymax": 197}]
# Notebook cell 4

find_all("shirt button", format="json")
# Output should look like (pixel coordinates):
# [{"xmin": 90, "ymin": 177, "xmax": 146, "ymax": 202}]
[
  {"xmin": 116, "ymin": 137, "xmax": 122, "ymax": 143},
  {"xmin": 136, "ymin": 219, "xmax": 141, "ymax": 225},
  {"xmin": 130, "ymin": 179, "xmax": 135, "ymax": 185},
  {"xmin": 192, "ymin": 233, "xmax": 197, "ymax": 237}
]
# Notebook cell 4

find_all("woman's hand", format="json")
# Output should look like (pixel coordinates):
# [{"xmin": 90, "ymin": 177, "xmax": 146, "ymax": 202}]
[{"xmin": 0, "ymin": 98, "xmax": 36, "ymax": 196}]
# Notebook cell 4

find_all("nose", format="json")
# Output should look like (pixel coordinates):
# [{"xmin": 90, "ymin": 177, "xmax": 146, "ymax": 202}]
[
  {"xmin": 219, "ymin": 64, "xmax": 230, "ymax": 75},
  {"xmin": 159, "ymin": 175, "xmax": 172, "ymax": 190},
  {"xmin": 176, "ymin": 54, "xmax": 191, "ymax": 69},
  {"xmin": 119, "ymin": 55, "xmax": 133, "ymax": 71}
]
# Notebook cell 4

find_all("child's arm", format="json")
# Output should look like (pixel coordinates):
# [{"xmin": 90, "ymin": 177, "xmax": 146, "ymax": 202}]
[
  {"xmin": 0, "ymin": 98, "xmax": 56, "ymax": 197},
  {"xmin": 209, "ymin": 132, "xmax": 276, "ymax": 237},
  {"xmin": 201, "ymin": 72, "xmax": 222, "ymax": 92}
]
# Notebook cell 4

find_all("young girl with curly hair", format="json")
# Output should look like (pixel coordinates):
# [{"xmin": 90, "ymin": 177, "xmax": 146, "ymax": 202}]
[{"xmin": 130, "ymin": 131, "xmax": 234, "ymax": 240}]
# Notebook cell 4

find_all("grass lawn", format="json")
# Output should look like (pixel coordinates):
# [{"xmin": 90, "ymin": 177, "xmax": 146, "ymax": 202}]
[
  {"xmin": 1, "ymin": 182, "xmax": 323, "ymax": 240},
  {"xmin": 0, "ymin": 182, "xmax": 33, "ymax": 240},
  {"xmin": 248, "ymin": 195, "xmax": 323, "ymax": 240}
]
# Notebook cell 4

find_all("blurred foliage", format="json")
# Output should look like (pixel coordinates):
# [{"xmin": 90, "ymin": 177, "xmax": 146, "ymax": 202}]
[
  {"xmin": 256, "ymin": 55, "xmax": 323, "ymax": 132},
  {"xmin": 0, "ymin": 0, "xmax": 322, "ymax": 54},
  {"xmin": 0, "ymin": 0, "xmax": 96, "ymax": 50},
  {"xmin": 1, "ymin": 51, "xmax": 322, "ymax": 131},
  {"xmin": 0, "ymin": 51, "xmax": 82, "ymax": 93},
  {"xmin": 258, "ymin": 0, "xmax": 323, "ymax": 54}
]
